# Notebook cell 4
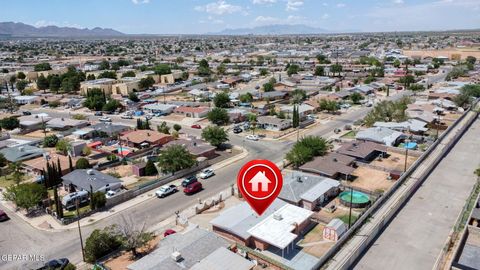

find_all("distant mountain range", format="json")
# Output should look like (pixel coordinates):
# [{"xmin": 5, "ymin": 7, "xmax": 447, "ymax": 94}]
[
  {"xmin": 210, "ymin": 24, "xmax": 330, "ymax": 35},
  {"xmin": 0, "ymin": 22, "xmax": 125, "ymax": 37}
]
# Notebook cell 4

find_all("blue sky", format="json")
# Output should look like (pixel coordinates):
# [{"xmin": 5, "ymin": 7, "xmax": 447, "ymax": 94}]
[{"xmin": 2, "ymin": 0, "xmax": 480, "ymax": 34}]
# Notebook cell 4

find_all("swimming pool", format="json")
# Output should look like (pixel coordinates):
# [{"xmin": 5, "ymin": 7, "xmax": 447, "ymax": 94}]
[
  {"xmin": 403, "ymin": 142, "xmax": 418, "ymax": 150},
  {"xmin": 339, "ymin": 190, "xmax": 371, "ymax": 208}
]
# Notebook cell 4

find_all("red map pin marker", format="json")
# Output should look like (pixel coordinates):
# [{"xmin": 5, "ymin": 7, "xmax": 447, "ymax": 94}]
[{"xmin": 237, "ymin": 159, "xmax": 283, "ymax": 216}]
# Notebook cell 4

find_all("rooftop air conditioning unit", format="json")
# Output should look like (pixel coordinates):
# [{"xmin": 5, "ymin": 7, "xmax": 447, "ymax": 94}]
[
  {"xmin": 273, "ymin": 213, "xmax": 283, "ymax": 221},
  {"xmin": 87, "ymin": 169, "xmax": 94, "ymax": 175},
  {"xmin": 171, "ymin": 251, "xmax": 182, "ymax": 262}
]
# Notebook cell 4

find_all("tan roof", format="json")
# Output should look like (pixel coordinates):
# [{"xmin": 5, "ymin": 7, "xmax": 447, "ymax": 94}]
[
  {"xmin": 120, "ymin": 130, "xmax": 171, "ymax": 144},
  {"xmin": 300, "ymin": 153, "xmax": 355, "ymax": 177},
  {"xmin": 336, "ymin": 141, "xmax": 387, "ymax": 160},
  {"xmin": 23, "ymin": 153, "xmax": 76, "ymax": 172}
]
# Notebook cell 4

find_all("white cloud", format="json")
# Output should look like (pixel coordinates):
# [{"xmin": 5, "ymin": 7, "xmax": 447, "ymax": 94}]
[
  {"xmin": 131, "ymin": 0, "xmax": 150, "ymax": 4},
  {"xmin": 252, "ymin": 0, "xmax": 277, "ymax": 4},
  {"xmin": 393, "ymin": 0, "xmax": 404, "ymax": 4},
  {"xmin": 336, "ymin": 3, "xmax": 346, "ymax": 8},
  {"xmin": 254, "ymin": 16, "xmax": 279, "ymax": 23},
  {"xmin": 321, "ymin": 13, "xmax": 330, "ymax": 19},
  {"xmin": 253, "ymin": 14, "xmax": 306, "ymax": 25},
  {"xmin": 286, "ymin": 0, "xmax": 304, "ymax": 11},
  {"xmin": 195, "ymin": 1, "xmax": 243, "ymax": 15}
]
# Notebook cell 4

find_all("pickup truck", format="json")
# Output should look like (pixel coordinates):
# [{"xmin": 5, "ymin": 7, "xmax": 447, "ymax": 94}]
[{"xmin": 155, "ymin": 185, "xmax": 178, "ymax": 198}]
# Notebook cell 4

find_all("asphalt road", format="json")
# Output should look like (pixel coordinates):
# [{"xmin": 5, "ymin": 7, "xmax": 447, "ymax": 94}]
[{"xmin": 0, "ymin": 91, "xmax": 409, "ymax": 270}]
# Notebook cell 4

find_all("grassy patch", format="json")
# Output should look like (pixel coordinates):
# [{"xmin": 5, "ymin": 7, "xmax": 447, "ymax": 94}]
[
  {"xmin": 338, "ymin": 213, "xmax": 359, "ymax": 226},
  {"xmin": 62, "ymin": 204, "xmax": 91, "ymax": 219},
  {"xmin": 340, "ymin": 130, "xmax": 357, "ymax": 139},
  {"xmin": 0, "ymin": 174, "xmax": 27, "ymax": 188}
]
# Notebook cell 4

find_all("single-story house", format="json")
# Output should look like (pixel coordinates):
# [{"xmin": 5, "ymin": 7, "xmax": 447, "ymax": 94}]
[
  {"xmin": 62, "ymin": 169, "xmax": 122, "ymax": 193},
  {"xmin": 163, "ymin": 138, "xmax": 216, "ymax": 158},
  {"xmin": 257, "ymin": 116, "xmax": 292, "ymax": 131},
  {"xmin": 0, "ymin": 145, "xmax": 45, "ymax": 163},
  {"xmin": 356, "ymin": 127, "xmax": 407, "ymax": 146},
  {"xmin": 23, "ymin": 153, "xmax": 75, "ymax": 175},
  {"xmin": 373, "ymin": 119, "xmax": 428, "ymax": 134},
  {"xmin": 256, "ymin": 91, "xmax": 288, "ymax": 101},
  {"xmin": 128, "ymin": 228, "xmax": 234, "ymax": 270},
  {"xmin": 46, "ymin": 118, "xmax": 89, "ymax": 131},
  {"xmin": 190, "ymin": 247, "xmax": 255, "ymax": 270},
  {"xmin": 279, "ymin": 171, "xmax": 340, "ymax": 210},
  {"xmin": 19, "ymin": 113, "xmax": 52, "ymax": 131},
  {"xmin": 299, "ymin": 152, "xmax": 356, "ymax": 180},
  {"xmin": 348, "ymin": 85, "xmax": 375, "ymax": 95},
  {"xmin": 280, "ymin": 104, "xmax": 315, "ymax": 119},
  {"xmin": 120, "ymin": 130, "xmax": 173, "ymax": 149},
  {"xmin": 142, "ymin": 103, "xmax": 176, "ymax": 115},
  {"xmin": 174, "ymin": 106, "xmax": 210, "ymax": 118},
  {"xmin": 336, "ymin": 141, "xmax": 387, "ymax": 162}
]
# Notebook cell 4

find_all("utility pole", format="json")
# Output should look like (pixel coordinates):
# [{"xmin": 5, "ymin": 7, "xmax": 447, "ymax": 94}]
[
  {"xmin": 76, "ymin": 199, "xmax": 85, "ymax": 262},
  {"xmin": 404, "ymin": 139, "xmax": 410, "ymax": 172},
  {"xmin": 348, "ymin": 186, "xmax": 353, "ymax": 228}
]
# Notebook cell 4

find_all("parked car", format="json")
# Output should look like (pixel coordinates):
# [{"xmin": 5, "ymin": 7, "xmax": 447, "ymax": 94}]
[
  {"xmin": 94, "ymin": 111, "xmax": 103, "ymax": 116},
  {"xmin": 98, "ymin": 117, "xmax": 112, "ymax": 122},
  {"xmin": 105, "ymin": 190, "xmax": 116, "ymax": 199},
  {"xmin": 198, "ymin": 168, "xmax": 215, "ymax": 179},
  {"xmin": 164, "ymin": 229, "xmax": 176, "ymax": 237},
  {"xmin": 181, "ymin": 175, "xmax": 198, "ymax": 187},
  {"xmin": 121, "ymin": 114, "xmax": 133, "ymax": 119},
  {"xmin": 191, "ymin": 124, "xmax": 201, "ymax": 129},
  {"xmin": 155, "ymin": 185, "xmax": 178, "ymax": 198},
  {"xmin": 145, "ymin": 114, "xmax": 153, "ymax": 120},
  {"xmin": 38, "ymin": 258, "xmax": 69, "ymax": 270},
  {"xmin": 0, "ymin": 209, "xmax": 9, "ymax": 222},
  {"xmin": 246, "ymin": 134, "xmax": 259, "ymax": 141},
  {"xmin": 233, "ymin": 127, "xmax": 243, "ymax": 134},
  {"xmin": 183, "ymin": 182, "xmax": 202, "ymax": 195},
  {"xmin": 22, "ymin": 111, "xmax": 32, "ymax": 115}
]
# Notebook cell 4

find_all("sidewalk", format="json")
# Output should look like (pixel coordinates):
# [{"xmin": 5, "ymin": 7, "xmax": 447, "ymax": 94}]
[{"xmin": 0, "ymin": 146, "xmax": 248, "ymax": 232}]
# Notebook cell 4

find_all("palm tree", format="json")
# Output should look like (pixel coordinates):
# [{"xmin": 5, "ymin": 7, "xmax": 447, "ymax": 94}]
[{"xmin": 8, "ymin": 161, "xmax": 24, "ymax": 185}]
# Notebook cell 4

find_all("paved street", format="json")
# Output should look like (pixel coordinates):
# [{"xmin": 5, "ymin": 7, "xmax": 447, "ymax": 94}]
[{"xmin": 354, "ymin": 116, "xmax": 480, "ymax": 270}]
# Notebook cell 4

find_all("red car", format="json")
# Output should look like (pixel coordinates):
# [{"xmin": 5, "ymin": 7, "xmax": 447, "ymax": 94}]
[
  {"xmin": 164, "ymin": 229, "xmax": 176, "ymax": 237},
  {"xmin": 183, "ymin": 182, "xmax": 202, "ymax": 195},
  {"xmin": 191, "ymin": 124, "xmax": 201, "ymax": 129},
  {"xmin": 0, "ymin": 209, "xmax": 9, "ymax": 222}
]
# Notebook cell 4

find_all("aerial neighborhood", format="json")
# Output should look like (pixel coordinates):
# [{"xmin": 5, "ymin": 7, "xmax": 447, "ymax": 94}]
[{"xmin": 1, "ymin": 15, "xmax": 480, "ymax": 270}]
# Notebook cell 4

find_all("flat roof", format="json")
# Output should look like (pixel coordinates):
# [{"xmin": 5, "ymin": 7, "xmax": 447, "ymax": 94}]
[
  {"xmin": 190, "ymin": 247, "xmax": 254, "ymax": 270},
  {"xmin": 247, "ymin": 204, "xmax": 313, "ymax": 249}
]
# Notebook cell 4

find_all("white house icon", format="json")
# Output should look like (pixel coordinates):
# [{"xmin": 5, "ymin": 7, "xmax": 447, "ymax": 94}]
[{"xmin": 248, "ymin": 171, "xmax": 271, "ymax": 192}]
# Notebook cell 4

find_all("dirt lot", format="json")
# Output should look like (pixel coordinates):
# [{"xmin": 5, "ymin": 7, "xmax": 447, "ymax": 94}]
[
  {"xmin": 299, "ymin": 223, "xmax": 335, "ymax": 258},
  {"xmin": 371, "ymin": 152, "xmax": 417, "ymax": 172},
  {"xmin": 104, "ymin": 235, "xmax": 162, "ymax": 270},
  {"xmin": 350, "ymin": 166, "xmax": 394, "ymax": 193},
  {"xmin": 104, "ymin": 164, "xmax": 133, "ymax": 178},
  {"xmin": 23, "ymin": 129, "xmax": 56, "ymax": 138}
]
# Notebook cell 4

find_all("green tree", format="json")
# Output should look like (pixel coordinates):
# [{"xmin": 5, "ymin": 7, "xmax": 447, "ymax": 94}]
[
  {"xmin": 399, "ymin": 75, "xmax": 415, "ymax": 88},
  {"xmin": 76, "ymin": 158, "xmax": 91, "ymax": 169},
  {"xmin": 86, "ymin": 74, "xmax": 96, "ymax": 81},
  {"xmin": 43, "ymin": 135, "xmax": 59, "ymax": 147},
  {"xmin": 37, "ymin": 74, "xmax": 49, "ymax": 92},
  {"xmin": 239, "ymin": 92, "xmax": 253, "ymax": 103},
  {"xmin": 213, "ymin": 92, "xmax": 230, "ymax": 108},
  {"xmin": 285, "ymin": 136, "xmax": 331, "ymax": 168},
  {"xmin": 287, "ymin": 64, "xmax": 300, "ymax": 76},
  {"xmin": 350, "ymin": 92, "xmax": 364, "ymax": 104},
  {"xmin": 83, "ymin": 88, "xmax": 107, "ymax": 111},
  {"xmin": 154, "ymin": 64, "xmax": 171, "ymax": 75},
  {"xmin": 216, "ymin": 64, "xmax": 226, "ymax": 75},
  {"xmin": 3, "ymin": 183, "xmax": 47, "ymax": 213},
  {"xmin": 8, "ymin": 161, "xmax": 24, "ymax": 185},
  {"xmin": 84, "ymin": 226, "xmax": 122, "ymax": 263},
  {"xmin": 157, "ymin": 145, "xmax": 196, "ymax": 174},
  {"xmin": 128, "ymin": 92, "xmax": 140, "ymax": 102},
  {"xmin": 91, "ymin": 191, "xmax": 106, "ymax": 210},
  {"xmin": 314, "ymin": 66, "xmax": 325, "ymax": 76},
  {"xmin": 34, "ymin": 63, "xmax": 52, "ymax": 71},
  {"xmin": 330, "ymin": 64, "xmax": 343, "ymax": 76},
  {"xmin": 319, "ymin": 99, "xmax": 339, "ymax": 113},
  {"xmin": 0, "ymin": 153, "xmax": 7, "ymax": 167},
  {"xmin": 15, "ymin": 80, "xmax": 28, "ymax": 92},
  {"xmin": 144, "ymin": 160, "xmax": 158, "ymax": 176},
  {"xmin": 48, "ymin": 75, "xmax": 61, "ymax": 93},
  {"xmin": 0, "ymin": 117, "xmax": 19, "ymax": 130},
  {"xmin": 17, "ymin": 72, "xmax": 26, "ymax": 80},
  {"xmin": 260, "ymin": 68, "xmax": 269, "ymax": 76},
  {"xmin": 55, "ymin": 139, "xmax": 70, "ymax": 155},
  {"xmin": 122, "ymin": 71, "xmax": 136, "ymax": 78},
  {"xmin": 393, "ymin": 59, "xmax": 401, "ymax": 68},
  {"xmin": 197, "ymin": 59, "xmax": 211, "ymax": 76},
  {"xmin": 103, "ymin": 99, "xmax": 121, "ymax": 113},
  {"xmin": 156, "ymin": 121, "xmax": 170, "ymax": 134},
  {"xmin": 201, "ymin": 126, "xmax": 228, "ymax": 148},
  {"xmin": 263, "ymin": 81, "xmax": 275, "ymax": 92},
  {"xmin": 466, "ymin": 56, "xmax": 476, "ymax": 65},
  {"xmin": 98, "ymin": 71, "xmax": 117, "ymax": 80},
  {"xmin": 99, "ymin": 60, "xmax": 110, "ymax": 70},
  {"xmin": 207, "ymin": 108, "xmax": 229, "ymax": 125},
  {"xmin": 363, "ymin": 97, "xmax": 412, "ymax": 127},
  {"xmin": 291, "ymin": 89, "xmax": 307, "ymax": 104},
  {"xmin": 138, "ymin": 76, "xmax": 155, "ymax": 90},
  {"xmin": 173, "ymin": 124, "xmax": 182, "ymax": 132}
]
